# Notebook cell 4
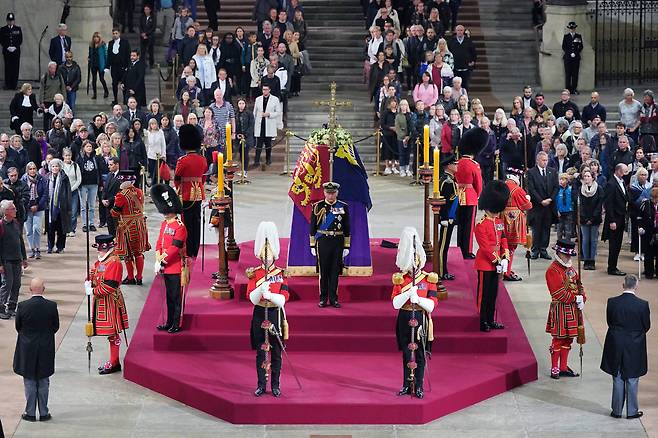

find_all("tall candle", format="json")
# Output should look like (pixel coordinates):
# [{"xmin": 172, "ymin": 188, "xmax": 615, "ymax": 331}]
[
  {"xmin": 433, "ymin": 147, "xmax": 440, "ymax": 195},
  {"xmin": 217, "ymin": 152, "xmax": 224, "ymax": 196},
  {"xmin": 423, "ymin": 125, "xmax": 430, "ymax": 165},
  {"xmin": 225, "ymin": 123, "xmax": 233, "ymax": 162}
]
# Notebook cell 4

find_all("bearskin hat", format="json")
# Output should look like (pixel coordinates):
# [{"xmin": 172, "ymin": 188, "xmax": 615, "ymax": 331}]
[
  {"xmin": 179, "ymin": 124, "xmax": 201, "ymax": 151},
  {"xmin": 151, "ymin": 183, "xmax": 183, "ymax": 215},
  {"xmin": 458, "ymin": 127, "xmax": 489, "ymax": 157},
  {"xmin": 478, "ymin": 180, "xmax": 510, "ymax": 213}
]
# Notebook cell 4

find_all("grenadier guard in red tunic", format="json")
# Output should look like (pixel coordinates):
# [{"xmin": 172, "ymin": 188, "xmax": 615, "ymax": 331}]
[
  {"xmin": 474, "ymin": 180, "xmax": 510, "ymax": 332},
  {"xmin": 111, "ymin": 169, "xmax": 150, "ymax": 285},
  {"xmin": 503, "ymin": 168, "xmax": 533, "ymax": 281},
  {"xmin": 391, "ymin": 227, "xmax": 438, "ymax": 400},
  {"xmin": 455, "ymin": 128, "xmax": 486, "ymax": 259},
  {"xmin": 152, "ymin": 184, "xmax": 188, "ymax": 334},
  {"xmin": 174, "ymin": 124, "xmax": 208, "ymax": 259},
  {"xmin": 84, "ymin": 234, "xmax": 129, "ymax": 375},
  {"xmin": 246, "ymin": 222, "xmax": 290, "ymax": 398},
  {"xmin": 546, "ymin": 239, "xmax": 586, "ymax": 379}
]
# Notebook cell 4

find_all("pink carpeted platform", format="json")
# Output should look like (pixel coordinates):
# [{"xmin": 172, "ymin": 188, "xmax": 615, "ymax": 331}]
[{"xmin": 124, "ymin": 239, "xmax": 537, "ymax": 424}]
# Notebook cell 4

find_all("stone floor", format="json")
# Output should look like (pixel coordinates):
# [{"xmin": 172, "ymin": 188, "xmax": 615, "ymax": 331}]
[{"xmin": 0, "ymin": 174, "xmax": 653, "ymax": 438}]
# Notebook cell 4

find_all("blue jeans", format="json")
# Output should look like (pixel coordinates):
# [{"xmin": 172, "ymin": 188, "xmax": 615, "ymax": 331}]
[
  {"xmin": 79, "ymin": 185, "xmax": 98, "ymax": 226},
  {"xmin": 398, "ymin": 139, "xmax": 410, "ymax": 166},
  {"xmin": 580, "ymin": 224, "xmax": 599, "ymax": 261},
  {"xmin": 66, "ymin": 90, "xmax": 77, "ymax": 113},
  {"xmin": 70, "ymin": 189, "xmax": 80, "ymax": 232},
  {"xmin": 184, "ymin": 0, "xmax": 196, "ymax": 19},
  {"xmin": 24, "ymin": 210, "xmax": 44, "ymax": 250}
]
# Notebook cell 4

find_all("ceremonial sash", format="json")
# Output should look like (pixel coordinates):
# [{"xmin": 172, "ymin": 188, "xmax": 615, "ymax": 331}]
[{"xmin": 315, "ymin": 209, "xmax": 336, "ymax": 242}]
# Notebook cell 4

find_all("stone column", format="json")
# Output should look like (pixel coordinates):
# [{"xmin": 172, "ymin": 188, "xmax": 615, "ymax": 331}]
[
  {"xmin": 65, "ymin": 0, "xmax": 113, "ymax": 79},
  {"xmin": 539, "ymin": 0, "xmax": 595, "ymax": 91}
]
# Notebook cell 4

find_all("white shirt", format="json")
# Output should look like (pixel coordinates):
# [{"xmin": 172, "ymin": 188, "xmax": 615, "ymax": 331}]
[
  {"xmin": 623, "ymin": 290, "xmax": 636, "ymax": 295},
  {"xmin": 22, "ymin": 95, "xmax": 31, "ymax": 107},
  {"xmin": 112, "ymin": 38, "xmax": 120, "ymax": 55},
  {"xmin": 615, "ymin": 175, "xmax": 626, "ymax": 195}
]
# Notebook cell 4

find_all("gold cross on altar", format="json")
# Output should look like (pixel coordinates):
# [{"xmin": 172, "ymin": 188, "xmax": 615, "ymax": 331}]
[{"xmin": 314, "ymin": 82, "xmax": 352, "ymax": 181}]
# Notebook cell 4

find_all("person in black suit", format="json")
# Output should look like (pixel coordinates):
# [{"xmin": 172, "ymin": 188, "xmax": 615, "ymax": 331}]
[
  {"xmin": 639, "ymin": 188, "xmax": 658, "ymax": 278},
  {"xmin": 122, "ymin": 96, "xmax": 147, "ymax": 126},
  {"xmin": 107, "ymin": 29, "xmax": 131, "ymax": 105},
  {"xmin": 9, "ymin": 85, "xmax": 39, "ymax": 135},
  {"xmin": 600, "ymin": 274, "xmax": 650, "ymax": 419},
  {"xmin": 603, "ymin": 163, "xmax": 629, "ymax": 276},
  {"xmin": 562, "ymin": 22, "xmax": 583, "ymax": 94},
  {"xmin": 447, "ymin": 25, "xmax": 476, "ymax": 90},
  {"xmin": 13, "ymin": 277, "xmax": 59, "ymax": 422},
  {"xmin": 204, "ymin": 0, "xmax": 221, "ymax": 31},
  {"xmin": 102, "ymin": 157, "xmax": 121, "ymax": 236},
  {"xmin": 527, "ymin": 151, "xmax": 559, "ymax": 259},
  {"xmin": 0, "ymin": 13, "xmax": 23, "ymax": 90},
  {"xmin": 121, "ymin": 49, "xmax": 146, "ymax": 107},
  {"xmin": 210, "ymin": 68, "xmax": 235, "ymax": 103},
  {"xmin": 48, "ymin": 24, "xmax": 71, "ymax": 65},
  {"xmin": 139, "ymin": 4, "xmax": 156, "ymax": 68}
]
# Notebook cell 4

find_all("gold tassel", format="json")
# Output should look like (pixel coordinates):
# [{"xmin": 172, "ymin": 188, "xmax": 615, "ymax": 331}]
[
  {"xmin": 181, "ymin": 264, "xmax": 190, "ymax": 286},
  {"xmin": 577, "ymin": 324, "xmax": 586, "ymax": 345},
  {"xmin": 282, "ymin": 320, "xmax": 289, "ymax": 340},
  {"xmin": 427, "ymin": 314, "xmax": 434, "ymax": 342},
  {"xmin": 85, "ymin": 321, "xmax": 94, "ymax": 337}
]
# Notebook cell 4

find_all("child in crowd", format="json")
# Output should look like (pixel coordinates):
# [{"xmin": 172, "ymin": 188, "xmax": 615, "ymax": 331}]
[{"xmin": 555, "ymin": 173, "xmax": 575, "ymax": 240}]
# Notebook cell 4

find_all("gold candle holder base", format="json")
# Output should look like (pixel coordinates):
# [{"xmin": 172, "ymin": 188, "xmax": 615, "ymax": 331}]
[
  {"xmin": 429, "ymin": 196, "xmax": 448, "ymax": 300},
  {"xmin": 209, "ymin": 195, "xmax": 234, "ymax": 300}
]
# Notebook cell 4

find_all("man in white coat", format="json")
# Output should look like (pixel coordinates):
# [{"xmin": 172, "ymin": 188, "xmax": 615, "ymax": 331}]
[{"xmin": 253, "ymin": 84, "xmax": 281, "ymax": 170}]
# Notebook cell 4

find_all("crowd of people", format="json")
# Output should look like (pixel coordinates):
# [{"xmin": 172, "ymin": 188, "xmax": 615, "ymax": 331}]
[
  {"xmin": 362, "ymin": 0, "xmax": 658, "ymax": 279},
  {"xmin": 0, "ymin": 0, "xmax": 312, "ymax": 320}
]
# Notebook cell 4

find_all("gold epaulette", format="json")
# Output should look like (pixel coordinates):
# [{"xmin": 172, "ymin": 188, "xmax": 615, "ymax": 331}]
[
  {"xmin": 426, "ymin": 272, "xmax": 439, "ymax": 284},
  {"xmin": 282, "ymin": 268, "xmax": 289, "ymax": 277},
  {"xmin": 392, "ymin": 272, "xmax": 404, "ymax": 285},
  {"xmin": 245, "ymin": 267, "xmax": 257, "ymax": 279}
]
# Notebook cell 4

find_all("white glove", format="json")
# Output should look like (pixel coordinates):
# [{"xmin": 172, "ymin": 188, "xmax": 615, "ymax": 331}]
[
  {"xmin": 342, "ymin": 249, "xmax": 350, "ymax": 258},
  {"xmin": 639, "ymin": 228, "xmax": 645, "ymax": 236},
  {"xmin": 409, "ymin": 286, "xmax": 419, "ymax": 297},
  {"xmin": 496, "ymin": 264, "xmax": 503, "ymax": 274},
  {"xmin": 11, "ymin": 116, "xmax": 18, "ymax": 122},
  {"xmin": 154, "ymin": 261, "xmax": 162, "ymax": 274},
  {"xmin": 571, "ymin": 53, "xmax": 575, "ymax": 58},
  {"xmin": 311, "ymin": 247, "xmax": 316, "ymax": 257},
  {"xmin": 575, "ymin": 295, "xmax": 584, "ymax": 304},
  {"xmin": 440, "ymin": 220, "xmax": 449, "ymax": 227},
  {"xmin": 7, "ymin": 46, "xmax": 16, "ymax": 52},
  {"xmin": 500, "ymin": 259, "xmax": 509, "ymax": 274},
  {"xmin": 577, "ymin": 301, "xmax": 585, "ymax": 310},
  {"xmin": 104, "ymin": 68, "xmax": 110, "ymax": 75},
  {"xmin": 260, "ymin": 281, "xmax": 271, "ymax": 293},
  {"xmin": 263, "ymin": 290, "xmax": 272, "ymax": 300},
  {"xmin": 84, "ymin": 280, "xmax": 93, "ymax": 296},
  {"xmin": 410, "ymin": 294, "xmax": 420, "ymax": 304}
]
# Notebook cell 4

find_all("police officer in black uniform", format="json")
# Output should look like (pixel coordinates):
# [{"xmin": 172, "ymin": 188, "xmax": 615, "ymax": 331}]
[
  {"xmin": 562, "ymin": 21, "xmax": 583, "ymax": 95},
  {"xmin": 437, "ymin": 153, "xmax": 459, "ymax": 280},
  {"xmin": 0, "ymin": 13, "xmax": 22, "ymax": 90},
  {"xmin": 310, "ymin": 182, "xmax": 350, "ymax": 308}
]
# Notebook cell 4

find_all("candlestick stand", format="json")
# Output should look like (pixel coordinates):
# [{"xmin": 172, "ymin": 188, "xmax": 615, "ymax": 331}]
[
  {"xmin": 209, "ymin": 193, "xmax": 233, "ymax": 300},
  {"xmin": 429, "ymin": 195, "xmax": 448, "ymax": 300},
  {"xmin": 224, "ymin": 160, "xmax": 241, "ymax": 261},
  {"xmin": 419, "ymin": 166, "xmax": 433, "ymax": 260}
]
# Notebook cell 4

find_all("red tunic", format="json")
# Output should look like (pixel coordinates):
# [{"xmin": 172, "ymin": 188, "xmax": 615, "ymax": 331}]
[
  {"xmin": 111, "ymin": 185, "xmax": 150, "ymax": 258},
  {"xmin": 455, "ymin": 156, "xmax": 482, "ymax": 206},
  {"xmin": 91, "ymin": 253, "xmax": 129, "ymax": 336},
  {"xmin": 246, "ymin": 265, "xmax": 290, "ymax": 303},
  {"xmin": 390, "ymin": 271, "xmax": 439, "ymax": 306},
  {"xmin": 155, "ymin": 217, "xmax": 187, "ymax": 274},
  {"xmin": 174, "ymin": 152, "xmax": 208, "ymax": 202},
  {"xmin": 503, "ymin": 180, "xmax": 532, "ymax": 246},
  {"xmin": 474, "ymin": 214, "xmax": 510, "ymax": 271},
  {"xmin": 545, "ymin": 261, "xmax": 586, "ymax": 338}
]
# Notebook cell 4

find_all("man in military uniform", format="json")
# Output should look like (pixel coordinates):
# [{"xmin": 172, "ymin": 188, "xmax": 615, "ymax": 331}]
[
  {"xmin": 246, "ymin": 222, "xmax": 290, "ymax": 398},
  {"xmin": 391, "ymin": 227, "xmax": 438, "ymax": 399},
  {"xmin": 174, "ymin": 124, "xmax": 208, "ymax": 259},
  {"xmin": 475, "ymin": 180, "xmax": 510, "ymax": 332},
  {"xmin": 502, "ymin": 168, "xmax": 533, "ymax": 281},
  {"xmin": 110, "ymin": 169, "xmax": 150, "ymax": 285},
  {"xmin": 0, "ymin": 13, "xmax": 22, "ymax": 90},
  {"xmin": 437, "ymin": 153, "xmax": 459, "ymax": 280},
  {"xmin": 546, "ymin": 239, "xmax": 586, "ymax": 379},
  {"xmin": 310, "ymin": 182, "xmax": 350, "ymax": 308},
  {"xmin": 562, "ymin": 22, "xmax": 583, "ymax": 95},
  {"xmin": 152, "ymin": 183, "xmax": 188, "ymax": 334},
  {"xmin": 84, "ymin": 234, "xmax": 129, "ymax": 375},
  {"xmin": 456, "ymin": 128, "xmax": 486, "ymax": 259}
]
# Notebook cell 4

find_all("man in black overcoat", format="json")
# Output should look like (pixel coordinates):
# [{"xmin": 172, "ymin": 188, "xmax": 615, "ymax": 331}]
[
  {"xmin": 602, "ymin": 163, "xmax": 629, "ymax": 276},
  {"xmin": 600, "ymin": 275, "xmax": 650, "ymax": 419},
  {"xmin": 13, "ymin": 277, "xmax": 59, "ymax": 422},
  {"xmin": 527, "ymin": 150, "xmax": 558, "ymax": 259},
  {"xmin": 121, "ymin": 49, "xmax": 146, "ymax": 107}
]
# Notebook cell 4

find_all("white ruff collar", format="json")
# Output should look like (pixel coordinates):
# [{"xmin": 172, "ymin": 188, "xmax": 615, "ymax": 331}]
[{"xmin": 554, "ymin": 254, "xmax": 572, "ymax": 268}]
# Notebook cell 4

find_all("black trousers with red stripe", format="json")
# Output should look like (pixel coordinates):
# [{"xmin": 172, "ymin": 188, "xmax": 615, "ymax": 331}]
[
  {"xmin": 477, "ymin": 270, "xmax": 499, "ymax": 328},
  {"xmin": 437, "ymin": 223, "xmax": 455, "ymax": 277}
]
